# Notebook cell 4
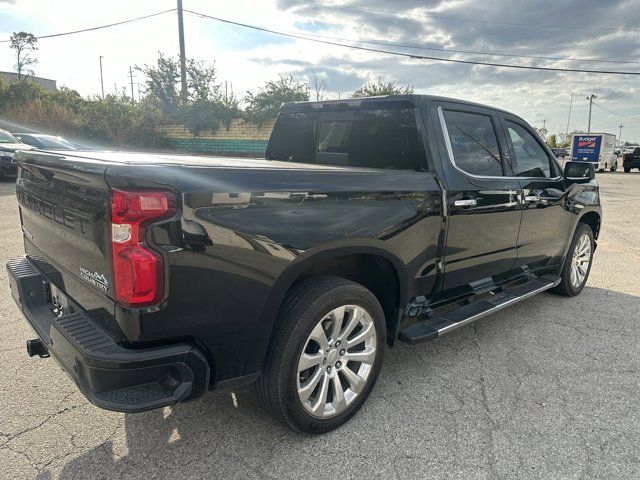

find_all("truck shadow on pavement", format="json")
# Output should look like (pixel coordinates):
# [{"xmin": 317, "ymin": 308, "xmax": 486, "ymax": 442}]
[{"xmin": 35, "ymin": 285, "xmax": 640, "ymax": 480}]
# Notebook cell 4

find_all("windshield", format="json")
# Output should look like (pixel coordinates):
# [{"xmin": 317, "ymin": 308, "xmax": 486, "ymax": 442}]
[
  {"xmin": 0, "ymin": 130, "xmax": 18, "ymax": 144},
  {"xmin": 35, "ymin": 135, "xmax": 76, "ymax": 150}
]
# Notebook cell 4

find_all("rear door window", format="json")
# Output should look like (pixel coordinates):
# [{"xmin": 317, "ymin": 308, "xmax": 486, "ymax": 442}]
[
  {"xmin": 266, "ymin": 105, "xmax": 426, "ymax": 171},
  {"xmin": 441, "ymin": 110, "xmax": 505, "ymax": 177}
]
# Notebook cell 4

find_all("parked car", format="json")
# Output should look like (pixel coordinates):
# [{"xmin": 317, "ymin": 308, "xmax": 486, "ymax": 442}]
[
  {"xmin": 14, "ymin": 133, "xmax": 78, "ymax": 151},
  {"xmin": 623, "ymin": 147, "xmax": 640, "ymax": 172},
  {"xmin": 0, "ymin": 128, "xmax": 32, "ymax": 176},
  {"xmin": 550, "ymin": 147, "xmax": 566, "ymax": 158},
  {"xmin": 7, "ymin": 95, "xmax": 601, "ymax": 433}
]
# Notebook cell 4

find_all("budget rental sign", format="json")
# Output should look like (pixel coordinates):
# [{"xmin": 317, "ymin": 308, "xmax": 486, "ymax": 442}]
[{"xmin": 571, "ymin": 135, "xmax": 601, "ymax": 162}]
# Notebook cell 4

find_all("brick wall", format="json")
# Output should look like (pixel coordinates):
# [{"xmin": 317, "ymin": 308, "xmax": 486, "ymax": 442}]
[{"xmin": 158, "ymin": 119, "xmax": 275, "ymax": 156}]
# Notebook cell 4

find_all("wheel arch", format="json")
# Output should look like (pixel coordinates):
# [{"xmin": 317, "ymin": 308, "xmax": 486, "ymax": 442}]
[
  {"xmin": 259, "ymin": 244, "xmax": 409, "ymax": 355},
  {"xmin": 578, "ymin": 210, "xmax": 601, "ymax": 240}
]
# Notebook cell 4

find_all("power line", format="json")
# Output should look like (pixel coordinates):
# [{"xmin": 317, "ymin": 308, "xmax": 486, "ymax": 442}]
[
  {"xmin": 0, "ymin": 5, "xmax": 633, "ymax": 69},
  {"xmin": 185, "ymin": 10, "xmax": 640, "ymax": 76},
  {"xmin": 235, "ymin": 25, "xmax": 639, "ymax": 66},
  {"xmin": 304, "ymin": 0, "xmax": 640, "ymax": 33},
  {"xmin": 0, "ymin": 9, "xmax": 176, "ymax": 43},
  {"xmin": 592, "ymin": 102, "xmax": 640, "ymax": 122}
]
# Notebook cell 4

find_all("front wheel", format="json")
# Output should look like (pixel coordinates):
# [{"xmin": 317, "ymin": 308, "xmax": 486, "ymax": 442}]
[
  {"xmin": 552, "ymin": 223, "xmax": 594, "ymax": 297},
  {"xmin": 257, "ymin": 276, "xmax": 386, "ymax": 434},
  {"xmin": 624, "ymin": 167, "xmax": 631, "ymax": 173}
]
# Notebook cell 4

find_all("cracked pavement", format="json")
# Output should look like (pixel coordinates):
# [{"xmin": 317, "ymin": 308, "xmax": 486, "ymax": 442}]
[{"xmin": 0, "ymin": 173, "xmax": 639, "ymax": 479}]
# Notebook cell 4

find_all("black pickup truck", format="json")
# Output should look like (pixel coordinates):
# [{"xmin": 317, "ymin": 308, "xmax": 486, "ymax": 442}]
[
  {"xmin": 623, "ymin": 147, "xmax": 640, "ymax": 172},
  {"xmin": 7, "ymin": 95, "xmax": 601, "ymax": 433}
]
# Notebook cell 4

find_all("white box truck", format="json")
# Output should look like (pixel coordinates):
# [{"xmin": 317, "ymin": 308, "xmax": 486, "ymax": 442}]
[{"xmin": 570, "ymin": 133, "xmax": 618, "ymax": 172}]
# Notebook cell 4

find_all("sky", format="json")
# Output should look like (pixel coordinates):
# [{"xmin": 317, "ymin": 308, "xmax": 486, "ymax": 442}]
[{"xmin": 0, "ymin": 0, "xmax": 639, "ymax": 142}]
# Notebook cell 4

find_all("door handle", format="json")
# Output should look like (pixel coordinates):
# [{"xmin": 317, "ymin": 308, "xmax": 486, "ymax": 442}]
[
  {"xmin": 524, "ymin": 195, "xmax": 540, "ymax": 202},
  {"xmin": 454, "ymin": 199, "xmax": 477, "ymax": 208}
]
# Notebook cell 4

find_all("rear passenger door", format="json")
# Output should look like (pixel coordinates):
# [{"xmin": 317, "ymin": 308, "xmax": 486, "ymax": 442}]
[{"xmin": 434, "ymin": 103, "xmax": 523, "ymax": 294}]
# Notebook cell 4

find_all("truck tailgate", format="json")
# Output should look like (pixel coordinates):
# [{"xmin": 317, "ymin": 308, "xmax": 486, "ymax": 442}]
[{"xmin": 16, "ymin": 153, "xmax": 114, "ymax": 301}]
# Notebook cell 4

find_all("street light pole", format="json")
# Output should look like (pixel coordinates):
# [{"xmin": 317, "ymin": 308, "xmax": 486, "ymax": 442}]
[
  {"xmin": 565, "ymin": 92, "xmax": 574, "ymax": 144},
  {"xmin": 177, "ymin": 0, "xmax": 187, "ymax": 99},
  {"xmin": 619, "ymin": 124, "xmax": 623, "ymax": 144},
  {"xmin": 99, "ymin": 55, "xmax": 104, "ymax": 99},
  {"xmin": 128, "ymin": 66, "xmax": 136, "ymax": 103},
  {"xmin": 586, "ymin": 94, "xmax": 597, "ymax": 133}
]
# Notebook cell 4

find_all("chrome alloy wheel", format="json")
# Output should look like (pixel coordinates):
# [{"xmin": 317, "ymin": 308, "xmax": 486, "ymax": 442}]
[
  {"xmin": 571, "ymin": 233, "xmax": 592, "ymax": 289},
  {"xmin": 296, "ymin": 305, "xmax": 377, "ymax": 418}
]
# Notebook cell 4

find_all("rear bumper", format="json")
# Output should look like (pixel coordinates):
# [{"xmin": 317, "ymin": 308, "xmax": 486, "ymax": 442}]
[{"xmin": 7, "ymin": 256, "xmax": 210, "ymax": 413}]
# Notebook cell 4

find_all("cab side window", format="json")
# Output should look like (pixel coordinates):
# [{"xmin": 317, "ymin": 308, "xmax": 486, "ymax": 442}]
[
  {"xmin": 442, "ymin": 110, "xmax": 504, "ymax": 177},
  {"xmin": 505, "ymin": 121, "xmax": 552, "ymax": 178}
]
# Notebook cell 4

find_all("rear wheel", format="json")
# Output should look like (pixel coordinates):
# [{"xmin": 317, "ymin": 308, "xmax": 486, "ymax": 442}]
[
  {"xmin": 552, "ymin": 223, "xmax": 594, "ymax": 297},
  {"xmin": 610, "ymin": 161, "xmax": 618, "ymax": 172},
  {"xmin": 257, "ymin": 276, "xmax": 386, "ymax": 434}
]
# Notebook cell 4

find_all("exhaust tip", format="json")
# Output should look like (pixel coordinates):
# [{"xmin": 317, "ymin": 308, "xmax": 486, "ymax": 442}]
[{"xmin": 26, "ymin": 339, "xmax": 49, "ymax": 358}]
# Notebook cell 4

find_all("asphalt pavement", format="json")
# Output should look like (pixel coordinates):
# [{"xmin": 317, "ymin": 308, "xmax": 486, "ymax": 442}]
[{"xmin": 0, "ymin": 172, "xmax": 639, "ymax": 479}]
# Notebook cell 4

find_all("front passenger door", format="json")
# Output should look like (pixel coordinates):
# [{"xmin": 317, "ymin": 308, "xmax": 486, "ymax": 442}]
[{"xmin": 501, "ymin": 117, "xmax": 572, "ymax": 271}]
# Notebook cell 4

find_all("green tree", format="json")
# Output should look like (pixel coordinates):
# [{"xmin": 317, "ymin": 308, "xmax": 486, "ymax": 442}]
[
  {"xmin": 10, "ymin": 31, "xmax": 38, "ymax": 79},
  {"xmin": 547, "ymin": 134, "xmax": 557, "ymax": 148},
  {"xmin": 352, "ymin": 78, "xmax": 414, "ymax": 98},
  {"xmin": 137, "ymin": 53, "xmax": 181, "ymax": 114},
  {"xmin": 244, "ymin": 75, "xmax": 309, "ymax": 124},
  {"xmin": 186, "ymin": 59, "xmax": 219, "ymax": 102},
  {"xmin": 137, "ymin": 53, "xmax": 240, "ymax": 135}
]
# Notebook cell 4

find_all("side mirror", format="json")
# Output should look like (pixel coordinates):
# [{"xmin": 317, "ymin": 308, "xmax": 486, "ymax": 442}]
[{"xmin": 564, "ymin": 161, "xmax": 595, "ymax": 180}]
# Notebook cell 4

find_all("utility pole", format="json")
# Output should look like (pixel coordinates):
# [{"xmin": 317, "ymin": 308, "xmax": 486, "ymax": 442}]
[
  {"xmin": 565, "ymin": 92, "xmax": 574, "ymax": 144},
  {"xmin": 177, "ymin": 0, "xmax": 187, "ymax": 99},
  {"xmin": 586, "ymin": 94, "xmax": 597, "ymax": 133},
  {"xmin": 542, "ymin": 119, "xmax": 546, "ymax": 130},
  {"xmin": 128, "ymin": 66, "xmax": 136, "ymax": 103},
  {"xmin": 618, "ymin": 124, "xmax": 623, "ymax": 144},
  {"xmin": 99, "ymin": 55, "xmax": 105, "ymax": 99}
]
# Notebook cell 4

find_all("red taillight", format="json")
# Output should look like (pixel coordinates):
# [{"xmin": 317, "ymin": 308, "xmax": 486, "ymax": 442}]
[{"xmin": 111, "ymin": 189, "xmax": 176, "ymax": 308}]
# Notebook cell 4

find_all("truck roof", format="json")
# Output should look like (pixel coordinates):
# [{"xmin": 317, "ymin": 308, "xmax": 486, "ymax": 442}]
[{"xmin": 280, "ymin": 94, "xmax": 521, "ymax": 118}]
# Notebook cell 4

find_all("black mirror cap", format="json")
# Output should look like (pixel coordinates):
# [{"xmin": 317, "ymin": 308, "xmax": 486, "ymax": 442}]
[{"xmin": 564, "ymin": 161, "xmax": 595, "ymax": 181}]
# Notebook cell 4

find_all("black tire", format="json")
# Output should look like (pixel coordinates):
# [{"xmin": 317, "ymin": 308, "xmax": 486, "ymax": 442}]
[
  {"xmin": 552, "ymin": 223, "xmax": 594, "ymax": 297},
  {"xmin": 257, "ymin": 276, "xmax": 386, "ymax": 434},
  {"xmin": 610, "ymin": 163, "xmax": 618, "ymax": 172},
  {"xmin": 624, "ymin": 167, "xmax": 631, "ymax": 173}
]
